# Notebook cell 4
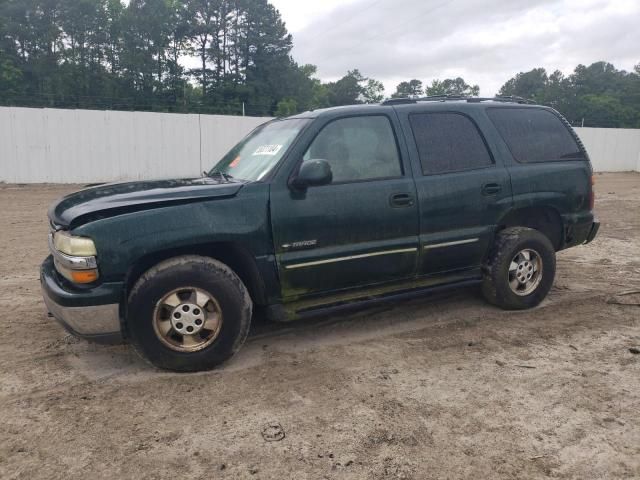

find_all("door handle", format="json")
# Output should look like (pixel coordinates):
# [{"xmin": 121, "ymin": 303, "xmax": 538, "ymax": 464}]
[
  {"xmin": 389, "ymin": 193, "xmax": 414, "ymax": 207},
  {"xmin": 482, "ymin": 183, "xmax": 502, "ymax": 196}
]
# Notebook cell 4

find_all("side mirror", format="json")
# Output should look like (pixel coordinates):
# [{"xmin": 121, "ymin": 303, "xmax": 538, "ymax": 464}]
[{"xmin": 292, "ymin": 159, "xmax": 332, "ymax": 190}]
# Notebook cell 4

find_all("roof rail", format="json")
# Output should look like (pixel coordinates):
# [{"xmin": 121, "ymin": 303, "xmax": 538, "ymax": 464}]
[
  {"xmin": 490, "ymin": 95, "xmax": 536, "ymax": 104},
  {"xmin": 417, "ymin": 94, "xmax": 468, "ymax": 102},
  {"xmin": 381, "ymin": 95, "xmax": 536, "ymax": 105},
  {"xmin": 381, "ymin": 97, "xmax": 417, "ymax": 105}
]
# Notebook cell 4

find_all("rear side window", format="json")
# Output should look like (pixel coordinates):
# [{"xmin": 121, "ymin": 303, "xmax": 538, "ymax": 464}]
[
  {"xmin": 486, "ymin": 108, "xmax": 584, "ymax": 163},
  {"xmin": 409, "ymin": 113, "xmax": 493, "ymax": 175}
]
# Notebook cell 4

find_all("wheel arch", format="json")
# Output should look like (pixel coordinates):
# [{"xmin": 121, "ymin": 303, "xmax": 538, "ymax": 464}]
[
  {"xmin": 497, "ymin": 206, "xmax": 564, "ymax": 251},
  {"xmin": 123, "ymin": 242, "xmax": 268, "ymax": 309}
]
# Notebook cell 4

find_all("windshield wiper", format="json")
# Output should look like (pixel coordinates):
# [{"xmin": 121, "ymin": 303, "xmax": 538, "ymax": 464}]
[{"xmin": 204, "ymin": 170, "xmax": 235, "ymax": 183}]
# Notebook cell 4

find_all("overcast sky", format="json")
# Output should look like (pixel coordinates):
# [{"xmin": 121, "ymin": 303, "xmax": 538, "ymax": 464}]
[{"xmin": 269, "ymin": 0, "xmax": 640, "ymax": 96}]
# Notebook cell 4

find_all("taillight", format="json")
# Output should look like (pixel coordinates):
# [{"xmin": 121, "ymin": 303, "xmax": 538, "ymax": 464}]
[{"xmin": 589, "ymin": 175, "xmax": 595, "ymax": 211}]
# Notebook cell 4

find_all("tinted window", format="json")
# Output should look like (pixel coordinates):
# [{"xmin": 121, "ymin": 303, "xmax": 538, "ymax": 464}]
[
  {"xmin": 486, "ymin": 108, "xmax": 583, "ymax": 163},
  {"xmin": 303, "ymin": 116, "xmax": 402, "ymax": 183},
  {"xmin": 409, "ymin": 113, "xmax": 493, "ymax": 175}
]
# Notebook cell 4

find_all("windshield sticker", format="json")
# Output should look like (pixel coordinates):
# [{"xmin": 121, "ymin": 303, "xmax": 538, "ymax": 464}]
[
  {"xmin": 229, "ymin": 155, "xmax": 241, "ymax": 168},
  {"xmin": 252, "ymin": 144, "xmax": 283, "ymax": 156}
]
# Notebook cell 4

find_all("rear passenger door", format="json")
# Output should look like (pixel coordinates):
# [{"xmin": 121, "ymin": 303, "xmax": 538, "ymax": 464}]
[{"xmin": 398, "ymin": 108, "xmax": 513, "ymax": 276}]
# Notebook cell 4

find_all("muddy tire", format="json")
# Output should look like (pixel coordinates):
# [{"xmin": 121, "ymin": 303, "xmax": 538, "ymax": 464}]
[
  {"xmin": 127, "ymin": 255, "xmax": 252, "ymax": 372},
  {"xmin": 482, "ymin": 227, "xmax": 556, "ymax": 310}
]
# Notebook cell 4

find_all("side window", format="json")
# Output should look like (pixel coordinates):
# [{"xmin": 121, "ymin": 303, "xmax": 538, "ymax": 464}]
[
  {"xmin": 303, "ymin": 116, "xmax": 402, "ymax": 183},
  {"xmin": 409, "ymin": 113, "xmax": 493, "ymax": 175},
  {"xmin": 486, "ymin": 108, "xmax": 584, "ymax": 163}
]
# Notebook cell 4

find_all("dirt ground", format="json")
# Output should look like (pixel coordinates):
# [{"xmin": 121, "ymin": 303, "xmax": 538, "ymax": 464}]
[{"xmin": 0, "ymin": 173, "xmax": 639, "ymax": 480}]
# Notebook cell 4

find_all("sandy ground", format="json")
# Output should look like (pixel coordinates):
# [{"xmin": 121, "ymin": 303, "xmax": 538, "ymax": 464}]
[{"xmin": 0, "ymin": 173, "xmax": 639, "ymax": 480}]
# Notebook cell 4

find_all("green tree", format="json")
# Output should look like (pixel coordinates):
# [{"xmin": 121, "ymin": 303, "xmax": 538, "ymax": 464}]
[
  {"xmin": 162, "ymin": 0, "xmax": 190, "ymax": 108},
  {"xmin": 499, "ymin": 62, "xmax": 640, "ymax": 127},
  {"xmin": 2, "ymin": 0, "xmax": 64, "ymax": 104},
  {"xmin": 498, "ymin": 68, "xmax": 548, "ymax": 100},
  {"xmin": 326, "ymin": 69, "xmax": 364, "ymax": 106},
  {"xmin": 104, "ymin": 0, "xmax": 123, "ymax": 75},
  {"xmin": 273, "ymin": 63, "xmax": 323, "ymax": 112},
  {"xmin": 392, "ymin": 79, "xmax": 423, "ymax": 98},
  {"xmin": 426, "ymin": 77, "xmax": 480, "ymax": 96},
  {"xmin": 574, "ymin": 94, "xmax": 636, "ymax": 128},
  {"xmin": 0, "ymin": 0, "xmax": 24, "ymax": 100},
  {"xmin": 185, "ymin": 0, "xmax": 221, "ymax": 98},
  {"xmin": 56, "ymin": 0, "xmax": 111, "ymax": 105},
  {"xmin": 362, "ymin": 78, "xmax": 384, "ymax": 103},
  {"xmin": 120, "ymin": 0, "xmax": 177, "ymax": 107},
  {"xmin": 0, "ymin": 54, "xmax": 23, "ymax": 100},
  {"xmin": 324, "ymin": 69, "xmax": 384, "ymax": 106},
  {"xmin": 241, "ymin": 0, "xmax": 295, "ymax": 115},
  {"xmin": 274, "ymin": 97, "xmax": 296, "ymax": 116}
]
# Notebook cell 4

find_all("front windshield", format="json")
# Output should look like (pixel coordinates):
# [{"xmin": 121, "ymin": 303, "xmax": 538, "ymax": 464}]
[{"xmin": 209, "ymin": 118, "xmax": 310, "ymax": 181}]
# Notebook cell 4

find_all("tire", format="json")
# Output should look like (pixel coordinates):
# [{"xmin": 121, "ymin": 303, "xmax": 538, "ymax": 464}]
[
  {"xmin": 482, "ymin": 227, "xmax": 556, "ymax": 310},
  {"xmin": 127, "ymin": 255, "xmax": 252, "ymax": 372}
]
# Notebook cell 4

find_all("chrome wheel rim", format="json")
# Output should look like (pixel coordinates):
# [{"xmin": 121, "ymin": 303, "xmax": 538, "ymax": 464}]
[
  {"xmin": 508, "ymin": 249, "xmax": 543, "ymax": 296},
  {"xmin": 153, "ymin": 287, "xmax": 223, "ymax": 352}
]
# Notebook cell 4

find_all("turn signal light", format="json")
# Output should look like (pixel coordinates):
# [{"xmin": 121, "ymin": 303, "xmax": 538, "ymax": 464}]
[{"xmin": 70, "ymin": 269, "xmax": 99, "ymax": 284}]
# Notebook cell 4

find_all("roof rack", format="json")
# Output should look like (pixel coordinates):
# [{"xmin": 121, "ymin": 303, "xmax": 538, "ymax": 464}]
[{"xmin": 381, "ymin": 95, "xmax": 536, "ymax": 106}]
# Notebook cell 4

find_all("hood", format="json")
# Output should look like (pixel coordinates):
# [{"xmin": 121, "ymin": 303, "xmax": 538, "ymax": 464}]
[{"xmin": 49, "ymin": 177, "xmax": 246, "ymax": 228}]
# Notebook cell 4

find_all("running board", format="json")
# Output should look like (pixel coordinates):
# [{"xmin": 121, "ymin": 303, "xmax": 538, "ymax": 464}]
[{"xmin": 266, "ymin": 277, "xmax": 482, "ymax": 322}]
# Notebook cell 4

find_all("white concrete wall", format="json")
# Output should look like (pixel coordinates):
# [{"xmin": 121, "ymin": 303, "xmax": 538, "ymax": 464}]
[
  {"xmin": 574, "ymin": 127, "xmax": 640, "ymax": 172},
  {"xmin": 0, "ymin": 107, "xmax": 638, "ymax": 183},
  {"xmin": 0, "ymin": 107, "xmax": 269, "ymax": 183}
]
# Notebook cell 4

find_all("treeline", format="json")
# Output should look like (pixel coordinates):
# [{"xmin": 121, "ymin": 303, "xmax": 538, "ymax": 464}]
[
  {"xmin": 1, "ymin": 1, "xmax": 639, "ymax": 126},
  {"xmin": 499, "ymin": 62, "xmax": 640, "ymax": 128},
  {"xmin": 391, "ymin": 77, "xmax": 480, "ymax": 98},
  {"xmin": 0, "ymin": 0, "xmax": 384, "ymax": 116},
  {"xmin": 390, "ymin": 62, "xmax": 640, "ymax": 128}
]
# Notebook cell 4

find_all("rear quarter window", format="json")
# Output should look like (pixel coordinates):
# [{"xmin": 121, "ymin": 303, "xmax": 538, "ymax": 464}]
[{"xmin": 486, "ymin": 107, "xmax": 584, "ymax": 163}]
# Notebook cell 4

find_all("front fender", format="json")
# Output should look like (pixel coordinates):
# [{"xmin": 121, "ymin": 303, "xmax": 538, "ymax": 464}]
[{"xmin": 73, "ymin": 183, "xmax": 273, "ymax": 282}]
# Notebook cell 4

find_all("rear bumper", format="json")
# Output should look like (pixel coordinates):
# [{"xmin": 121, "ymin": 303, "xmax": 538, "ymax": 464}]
[
  {"xmin": 40, "ymin": 256, "xmax": 124, "ymax": 344},
  {"xmin": 584, "ymin": 220, "xmax": 600, "ymax": 244},
  {"xmin": 561, "ymin": 212, "xmax": 600, "ymax": 249}
]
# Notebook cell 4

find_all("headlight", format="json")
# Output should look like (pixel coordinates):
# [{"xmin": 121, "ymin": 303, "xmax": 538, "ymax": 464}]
[
  {"xmin": 53, "ymin": 230, "xmax": 97, "ymax": 256},
  {"xmin": 51, "ymin": 231, "xmax": 99, "ymax": 284}
]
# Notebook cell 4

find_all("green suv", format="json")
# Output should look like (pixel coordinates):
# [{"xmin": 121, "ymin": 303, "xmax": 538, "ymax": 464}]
[{"xmin": 41, "ymin": 97, "xmax": 600, "ymax": 371}]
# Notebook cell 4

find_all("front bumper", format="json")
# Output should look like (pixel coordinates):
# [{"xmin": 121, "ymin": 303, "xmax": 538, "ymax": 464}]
[{"xmin": 40, "ymin": 256, "xmax": 124, "ymax": 344}]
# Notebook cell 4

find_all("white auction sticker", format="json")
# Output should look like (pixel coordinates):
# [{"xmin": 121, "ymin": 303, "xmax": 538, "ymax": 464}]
[{"xmin": 253, "ymin": 144, "xmax": 283, "ymax": 156}]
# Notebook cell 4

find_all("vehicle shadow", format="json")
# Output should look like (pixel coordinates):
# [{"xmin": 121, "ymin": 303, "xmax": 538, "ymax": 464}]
[{"xmin": 64, "ymin": 285, "xmax": 486, "ymax": 380}]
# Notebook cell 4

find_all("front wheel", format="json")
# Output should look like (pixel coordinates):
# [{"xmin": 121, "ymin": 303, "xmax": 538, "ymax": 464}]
[
  {"xmin": 482, "ymin": 227, "xmax": 556, "ymax": 310},
  {"xmin": 127, "ymin": 256, "xmax": 252, "ymax": 372}
]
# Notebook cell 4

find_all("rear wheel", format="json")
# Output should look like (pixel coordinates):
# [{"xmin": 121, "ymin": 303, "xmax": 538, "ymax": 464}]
[
  {"xmin": 127, "ymin": 255, "xmax": 252, "ymax": 371},
  {"xmin": 482, "ymin": 227, "xmax": 556, "ymax": 310}
]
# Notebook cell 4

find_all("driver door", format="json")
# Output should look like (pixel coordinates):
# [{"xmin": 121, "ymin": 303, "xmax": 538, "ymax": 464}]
[{"xmin": 269, "ymin": 114, "xmax": 420, "ymax": 300}]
